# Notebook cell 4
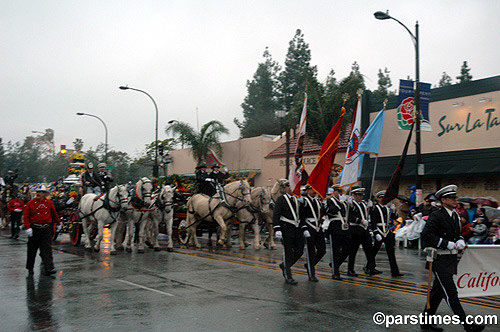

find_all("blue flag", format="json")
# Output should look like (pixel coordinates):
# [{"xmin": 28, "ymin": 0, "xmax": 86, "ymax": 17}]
[{"xmin": 359, "ymin": 110, "xmax": 385, "ymax": 155}]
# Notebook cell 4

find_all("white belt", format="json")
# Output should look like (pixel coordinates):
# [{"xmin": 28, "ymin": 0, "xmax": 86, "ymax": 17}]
[
  {"xmin": 280, "ymin": 216, "xmax": 299, "ymax": 227},
  {"xmin": 437, "ymin": 249, "xmax": 458, "ymax": 255},
  {"xmin": 305, "ymin": 218, "xmax": 320, "ymax": 232}
]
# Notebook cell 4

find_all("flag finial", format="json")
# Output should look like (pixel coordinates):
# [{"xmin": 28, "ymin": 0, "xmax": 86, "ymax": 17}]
[
  {"xmin": 383, "ymin": 98, "xmax": 388, "ymax": 109},
  {"xmin": 357, "ymin": 89, "xmax": 363, "ymax": 98},
  {"xmin": 342, "ymin": 93, "xmax": 349, "ymax": 105}
]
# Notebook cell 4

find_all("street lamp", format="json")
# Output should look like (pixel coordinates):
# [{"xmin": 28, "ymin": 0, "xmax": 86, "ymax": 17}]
[
  {"xmin": 275, "ymin": 110, "xmax": 290, "ymax": 178},
  {"xmin": 374, "ymin": 10, "xmax": 423, "ymax": 206},
  {"xmin": 76, "ymin": 112, "xmax": 108, "ymax": 164},
  {"xmin": 120, "ymin": 86, "xmax": 159, "ymax": 177}
]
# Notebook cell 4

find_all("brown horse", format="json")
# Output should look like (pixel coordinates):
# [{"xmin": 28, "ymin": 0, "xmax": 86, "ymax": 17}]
[{"xmin": 0, "ymin": 188, "xmax": 13, "ymax": 229}]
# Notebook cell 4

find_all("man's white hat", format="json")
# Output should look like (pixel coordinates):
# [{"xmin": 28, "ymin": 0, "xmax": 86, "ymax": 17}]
[
  {"xmin": 97, "ymin": 163, "xmax": 106, "ymax": 168},
  {"xmin": 87, "ymin": 162, "xmax": 94, "ymax": 169},
  {"xmin": 435, "ymin": 185, "xmax": 458, "ymax": 199},
  {"xmin": 375, "ymin": 190, "xmax": 387, "ymax": 198},
  {"xmin": 351, "ymin": 186, "xmax": 365, "ymax": 195}
]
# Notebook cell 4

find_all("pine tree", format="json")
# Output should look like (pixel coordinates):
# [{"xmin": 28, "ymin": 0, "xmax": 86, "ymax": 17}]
[
  {"xmin": 235, "ymin": 47, "xmax": 281, "ymax": 138},
  {"xmin": 373, "ymin": 67, "xmax": 395, "ymax": 99},
  {"xmin": 438, "ymin": 72, "xmax": 453, "ymax": 87},
  {"xmin": 457, "ymin": 61, "xmax": 472, "ymax": 83}
]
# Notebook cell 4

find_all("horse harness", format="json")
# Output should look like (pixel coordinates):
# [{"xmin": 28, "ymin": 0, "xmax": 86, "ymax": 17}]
[{"xmin": 79, "ymin": 187, "xmax": 126, "ymax": 225}]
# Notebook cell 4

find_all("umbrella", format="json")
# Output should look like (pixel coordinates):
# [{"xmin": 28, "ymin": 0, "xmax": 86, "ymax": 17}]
[
  {"xmin": 482, "ymin": 206, "xmax": 500, "ymax": 220},
  {"xmin": 472, "ymin": 197, "xmax": 499, "ymax": 208},
  {"xmin": 458, "ymin": 197, "xmax": 474, "ymax": 203},
  {"xmin": 397, "ymin": 195, "xmax": 413, "ymax": 204}
]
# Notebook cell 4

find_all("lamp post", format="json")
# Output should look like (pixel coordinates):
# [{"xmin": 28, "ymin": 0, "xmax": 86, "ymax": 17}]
[
  {"xmin": 76, "ymin": 112, "xmax": 108, "ymax": 164},
  {"xmin": 275, "ymin": 110, "xmax": 290, "ymax": 178},
  {"xmin": 374, "ymin": 10, "xmax": 423, "ymax": 206},
  {"xmin": 120, "ymin": 86, "xmax": 159, "ymax": 177}
]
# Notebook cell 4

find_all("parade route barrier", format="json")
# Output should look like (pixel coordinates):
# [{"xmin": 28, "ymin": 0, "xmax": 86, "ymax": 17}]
[{"xmin": 457, "ymin": 245, "xmax": 500, "ymax": 298}]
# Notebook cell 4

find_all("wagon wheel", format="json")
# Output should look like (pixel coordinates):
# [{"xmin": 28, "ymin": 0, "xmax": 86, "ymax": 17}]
[
  {"xmin": 69, "ymin": 211, "xmax": 82, "ymax": 246},
  {"xmin": 177, "ymin": 220, "xmax": 191, "ymax": 245}
]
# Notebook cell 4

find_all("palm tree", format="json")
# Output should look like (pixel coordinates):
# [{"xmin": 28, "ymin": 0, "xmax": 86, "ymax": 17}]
[{"xmin": 166, "ymin": 120, "xmax": 229, "ymax": 164}]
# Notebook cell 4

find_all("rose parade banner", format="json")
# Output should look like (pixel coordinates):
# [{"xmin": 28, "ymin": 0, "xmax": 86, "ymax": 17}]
[
  {"xmin": 456, "ymin": 245, "xmax": 500, "ymax": 298},
  {"xmin": 397, "ymin": 79, "xmax": 432, "ymax": 131}
]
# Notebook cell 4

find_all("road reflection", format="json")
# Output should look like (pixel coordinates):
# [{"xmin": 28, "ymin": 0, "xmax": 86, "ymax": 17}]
[{"xmin": 26, "ymin": 274, "xmax": 59, "ymax": 331}]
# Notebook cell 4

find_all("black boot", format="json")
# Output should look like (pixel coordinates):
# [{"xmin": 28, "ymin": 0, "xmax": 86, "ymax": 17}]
[{"xmin": 347, "ymin": 270, "xmax": 358, "ymax": 277}]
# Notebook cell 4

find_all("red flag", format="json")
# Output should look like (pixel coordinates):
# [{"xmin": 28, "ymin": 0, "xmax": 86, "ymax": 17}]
[
  {"xmin": 381, "ymin": 123, "xmax": 414, "ymax": 205},
  {"xmin": 308, "ymin": 107, "xmax": 346, "ymax": 199}
]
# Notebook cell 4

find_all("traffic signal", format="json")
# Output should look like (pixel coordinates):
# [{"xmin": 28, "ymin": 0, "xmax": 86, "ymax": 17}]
[
  {"xmin": 158, "ymin": 143, "xmax": 164, "ymax": 156},
  {"xmin": 60, "ymin": 145, "xmax": 67, "ymax": 155}
]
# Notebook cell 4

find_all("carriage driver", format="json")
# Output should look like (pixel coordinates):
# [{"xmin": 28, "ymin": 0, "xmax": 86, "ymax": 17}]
[
  {"xmin": 300, "ymin": 185, "xmax": 325, "ymax": 282},
  {"xmin": 97, "ymin": 163, "xmax": 113, "ymax": 192},
  {"xmin": 208, "ymin": 164, "xmax": 229, "ymax": 196},
  {"xmin": 81, "ymin": 163, "xmax": 101, "ymax": 194},
  {"xmin": 273, "ymin": 180, "xmax": 304, "ymax": 285},
  {"xmin": 195, "ymin": 163, "xmax": 215, "ymax": 196}
]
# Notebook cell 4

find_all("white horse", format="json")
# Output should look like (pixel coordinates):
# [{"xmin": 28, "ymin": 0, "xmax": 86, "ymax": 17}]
[
  {"xmin": 182, "ymin": 180, "xmax": 252, "ymax": 248},
  {"xmin": 122, "ymin": 177, "xmax": 154, "ymax": 253},
  {"xmin": 78, "ymin": 185, "xmax": 129, "ymax": 254},
  {"xmin": 233, "ymin": 187, "xmax": 272, "ymax": 250},
  {"xmin": 147, "ymin": 184, "xmax": 175, "ymax": 251}
]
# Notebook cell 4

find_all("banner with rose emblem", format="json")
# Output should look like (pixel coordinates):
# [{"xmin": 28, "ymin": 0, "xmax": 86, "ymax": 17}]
[{"xmin": 397, "ymin": 80, "xmax": 432, "ymax": 131}]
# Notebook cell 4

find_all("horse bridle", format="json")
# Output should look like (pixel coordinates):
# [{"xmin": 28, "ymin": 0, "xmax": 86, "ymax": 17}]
[{"xmin": 224, "ymin": 180, "xmax": 251, "ymax": 206}]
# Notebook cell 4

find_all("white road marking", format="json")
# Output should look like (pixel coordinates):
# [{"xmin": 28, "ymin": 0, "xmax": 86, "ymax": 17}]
[{"xmin": 116, "ymin": 279, "xmax": 175, "ymax": 297}]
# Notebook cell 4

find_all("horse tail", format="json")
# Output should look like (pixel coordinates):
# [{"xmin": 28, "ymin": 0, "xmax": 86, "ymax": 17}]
[{"xmin": 186, "ymin": 197, "xmax": 195, "ymax": 215}]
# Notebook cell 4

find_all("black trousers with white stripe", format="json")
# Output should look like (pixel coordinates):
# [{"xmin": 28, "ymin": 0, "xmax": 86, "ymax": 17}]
[{"xmin": 425, "ymin": 270, "xmax": 466, "ymax": 321}]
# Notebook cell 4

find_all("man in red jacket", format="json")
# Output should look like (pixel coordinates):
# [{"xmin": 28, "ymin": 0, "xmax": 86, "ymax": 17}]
[
  {"xmin": 24, "ymin": 185, "xmax": 60, "ymax": 276},
  {"xmin": 7, "ymin": 193, "xmax": 25, "ymax": 239}
]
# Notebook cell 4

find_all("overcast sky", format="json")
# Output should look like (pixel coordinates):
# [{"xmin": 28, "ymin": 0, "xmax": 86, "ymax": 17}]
[{"xmin": 1, "ymin": 0, "xmax": 499, "ymax": 157}]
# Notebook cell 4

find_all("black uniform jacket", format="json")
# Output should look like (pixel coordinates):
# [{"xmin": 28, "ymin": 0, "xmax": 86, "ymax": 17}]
[
  {"xmin": 208, "ymin": 171, "xmax": 229, "ymax": 185},
  {"xmin": 325, "ymin": 196, "xmax": 349, "ymax": 235},
  {"xmin": 82, "ymin": 171, "xmax": 101, "ymax": 187},
  {"xmin": 300, "ymin": 195, "xmax": 323, "ymax": 233},
  {"xmin": 195, "ymin": 170, "xmax": 214, "ymax": 195},
  {"xmin": 348, "ymin": 200, "xmax": 369, "ymax": 227},
  {"xmin": 421, "ymin": 207, "xmax": 464, "ymax": 274},
  {"xmin": 370, "ymin": 204, "xmax": 396, "ymax": 237},
  {"xmin": 273, "ymin": 194, "xmax": 301, "ymax": 232}
]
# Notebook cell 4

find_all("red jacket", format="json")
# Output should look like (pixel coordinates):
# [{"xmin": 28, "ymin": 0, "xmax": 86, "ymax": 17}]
[
  {"xmin": 7, "ymin": 198, "xmax": 25, "ymax": 213},
  {"xmin": 23, "ymin": 197, "xmax": 59, "ymax": 229}
]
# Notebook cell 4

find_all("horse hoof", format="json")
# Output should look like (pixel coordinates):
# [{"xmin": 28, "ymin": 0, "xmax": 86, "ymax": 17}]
[
  {"xmin": 154, "ymin": 247, "xmax": 161, "ymax": 252},
  {"xmin": 195, "ymin": 244, "xmax": 202, "ymax": 249},
  {"xmin": 254, "ymin": 246, "xmax": 261, "ymax": 250},
  {"xmin": 138, "ymin": 249, "xmax": 145, "ymax": 254},
  {"xmin": 167, "ymin": 248, "xmax": 173, "ymax": 252},
  {"xmin": 239, "ymin": 246, "xmax": 246, "ymax": 250},
  {"xmin": 93, "ymin": 248, "xmax": 100, "ymax": 253},
  {"xmin": 126, "ymin": 247, "xmax": 132, "ymax": 253},
  {"xmin": 270, "ymin": 246, "xmax": 277, "ymax": 250},
  {"xmin": 110, "ymin": 250, "xmax": 117, "ymax": 255}
]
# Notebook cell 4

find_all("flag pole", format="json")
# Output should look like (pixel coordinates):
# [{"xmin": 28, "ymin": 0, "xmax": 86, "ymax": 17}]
[{"xmin": 368, "ymin": 98, "xmax": 387, "ymax": 199}]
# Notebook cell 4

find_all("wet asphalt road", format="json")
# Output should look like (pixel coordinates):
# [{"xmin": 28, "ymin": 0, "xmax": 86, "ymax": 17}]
[{"xmin": 0, "ymin": 228, "xmax": 498, "ymax": 332}]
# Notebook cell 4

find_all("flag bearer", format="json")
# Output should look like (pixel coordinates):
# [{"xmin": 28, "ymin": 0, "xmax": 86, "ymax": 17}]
[
  {"xmin": 370, "ymin": 190, "xmax": 404, "ymax": 277},
  {"xmin": 300, "ymin": 185, "xmax": 325, "ymax": 282},
  {"xmin": 347, "ymin": 186, "xmax": 379, "ymax": 276},
  {"xmin": 324, "ymin": 185, "xmax": 350, "ymax": 280},
  {"xmin": 420, "ymin": 185, "xmax": 484, "ymax": 332},
  {"xmin": 273, "ymin": 180, "xmax": 303, "ymax": 285}
]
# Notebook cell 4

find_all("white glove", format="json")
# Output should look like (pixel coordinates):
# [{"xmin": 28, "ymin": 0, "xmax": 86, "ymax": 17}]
[
  {"xmin": 14, "ymin": 209, "xmax": 22, "ymax": 212},
  {"xmin": 223, "ymin": 166, "xmax": 228, "ymax": 173},
  {"xmin": 447, "ymin": 241, "xmax": 456, "ymax": 251},
  {"xmin": 347, "ymin": 196, "xmax": 353, "ymax": 204},
  {"xmin": 367, "ymin": 200, "xmax": 373, "ymax": 208},
  {"xmin": 321, "ymin": 218, "xmax": 330, "ymax": 231},
  {"xmin": 362, "ymin": 220, "xmax": 369, "ymax": 228},
  {"xmin": 390, "ymin": 203, "xmax": 396, "ymax": 213},
  {"xmin": 303, "ymin": 230, "xmax": 311, "ymax": 238},
  {"xmin": 455, "ymin": 239, "xmax": 466, "ymax": 250},
  {"xmin": 56, "ymin": 224, "xmax": 62, "ymax": 232},
  {"xmin": 375, "ymin": 234, "xmax": 383, "ymax": 242},
  {"xmin": 26, "ymin": 228, "xmax": 33, "ymax": 237},
  {"xmin": 275, "ymin": 231, "xmax": 282, "ymax": 240}
]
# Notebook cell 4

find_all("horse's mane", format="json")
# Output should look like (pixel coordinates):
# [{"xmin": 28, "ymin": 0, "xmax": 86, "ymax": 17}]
[{"xmin": 271, "ymin": 179, "xmax": 287, "ymax": 196}]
